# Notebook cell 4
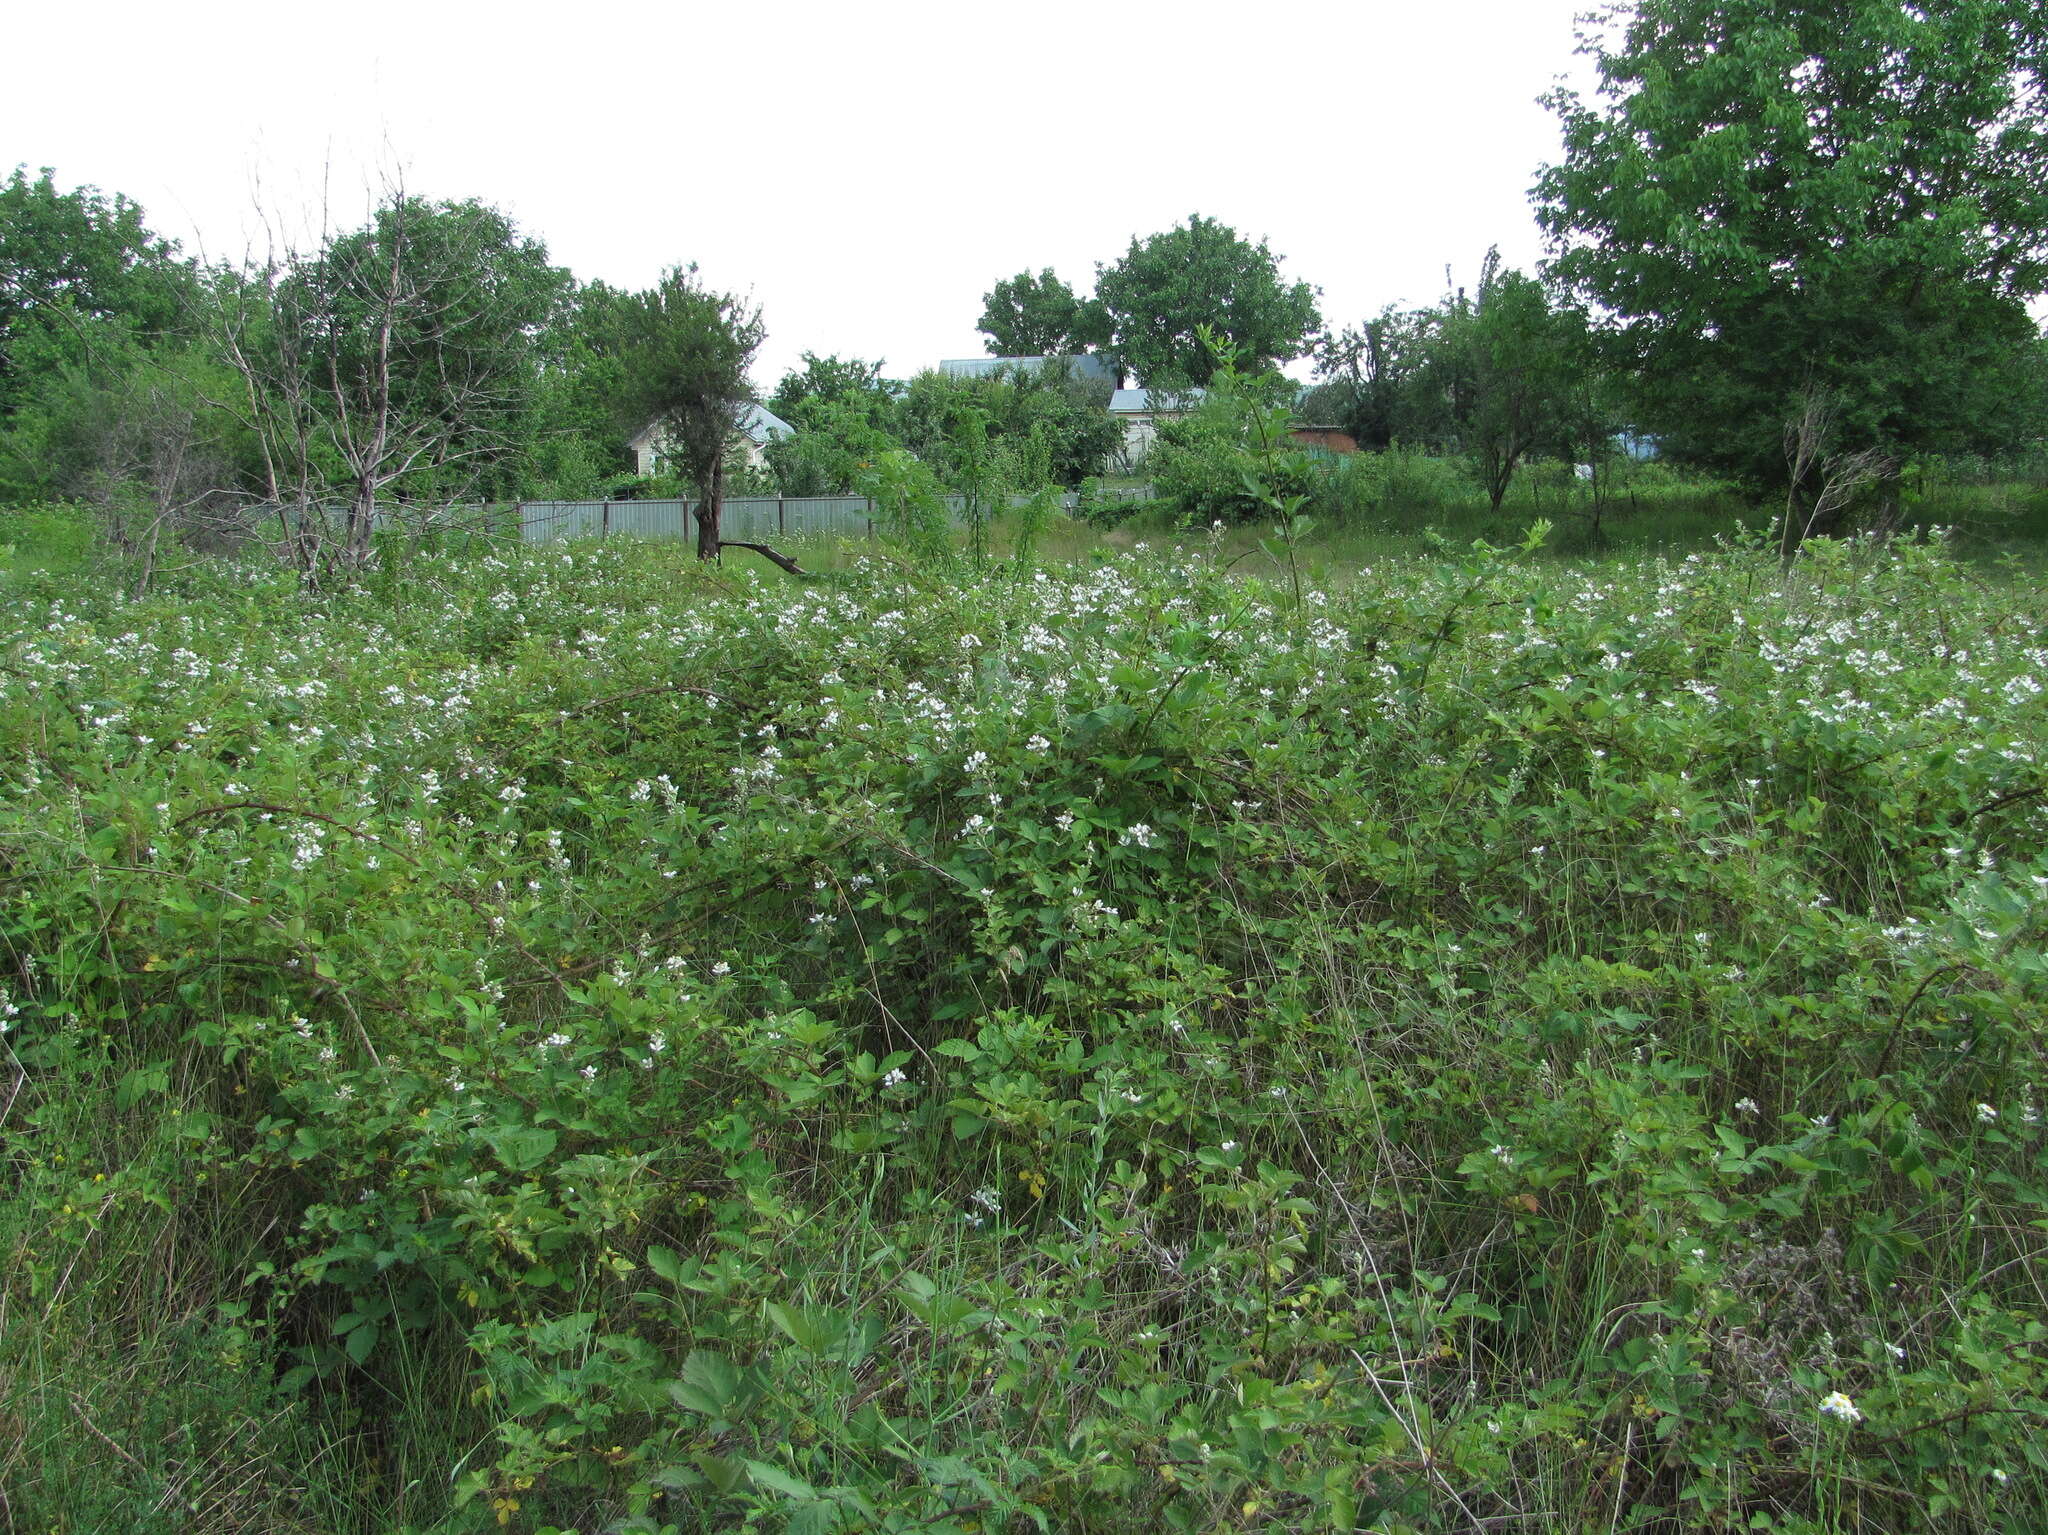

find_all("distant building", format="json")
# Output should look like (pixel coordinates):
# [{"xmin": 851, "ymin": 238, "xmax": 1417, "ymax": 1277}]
[
  {"xmin": 1108, "ymin": 386, "xmax": 1205, "ymax": 468},
  {"xmin": 937, "ymin": 354, "xmax": 1118, "ymax": 385},
  {"xmin": 628, "ymin": 402, "xmax": 795, "ymax": 477}
]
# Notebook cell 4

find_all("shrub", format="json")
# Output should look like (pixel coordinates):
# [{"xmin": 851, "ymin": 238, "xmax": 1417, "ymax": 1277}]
[
  {"xmin": 1325, "ymin": 442, "xmax": 1482, "ymax": 524},
  {"xmin": 1147, "ymin": 371, "xmax": 1321, "ymax": 526}
]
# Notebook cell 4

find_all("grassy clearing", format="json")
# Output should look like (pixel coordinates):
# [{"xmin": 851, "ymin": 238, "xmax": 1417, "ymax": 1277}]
[{"xmin": 2, "ymin": 526, "xmax": 2046, "ymax": 1533}]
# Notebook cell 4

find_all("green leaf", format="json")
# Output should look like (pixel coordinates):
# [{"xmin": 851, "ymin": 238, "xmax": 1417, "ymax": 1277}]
[
  {"xmin": 115, "ymin": 1061, "xmax": 171, "ymax": 1111},
  {"xmin": 787, "ymin": 1501, "xmax": 844, "ymax": 1535},
  {"xmin": 743, "ymin": 1459, "xmax": 817, "ymax": 1500},
  {"xmin": 670, "ymin": 1350, "xmax": 742, "ymax": 1416},
  {"xmin": 693, "ymin": 1451, "xmax": 745, "ymax": 1494},
  {"xmin": 763, "ymin": 1301, "xmax": 829, "ymax": 1354},
  {"xmin": 485, "ymin": 1124, "xmax": 557, "ymax": 1172},
  {"xmin": 645, "ymin": 1245, "xmax": 684, "ymax": 1285}
]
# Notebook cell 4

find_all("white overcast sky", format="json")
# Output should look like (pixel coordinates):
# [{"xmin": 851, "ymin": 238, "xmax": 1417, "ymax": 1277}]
[{"xmin": 6, "ymin": 0, "xmax": 1597, "ymax": 387}]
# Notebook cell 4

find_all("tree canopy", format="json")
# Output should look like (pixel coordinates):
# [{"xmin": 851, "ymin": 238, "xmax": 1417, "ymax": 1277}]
[
  {"xmin": 1448, "ymin": 253, "xmax": 1584, "ymax": 511},
  {"xmin": 1093, "ymin": 215, "xmax": 1322, "ymax": 388},
  {"xmin": 613, "ymin": 265, "xmax": 769, "ymax": 558},
  {"xmin": 0, "ymin": 166, "xmax": 195, "ymax": 416},
  {"xmin": 1535, "ymin": 0, "xmax": 2048, "ymax": 502},
  {"xmin": 615, "ymin": 266, "xmax": 764, "ymax": 486},
  {"xmin": 1310, "ymin": 255, "xmax": 1588, "ymax": 508},
  {"xmin": 975, "ymin": 269, "xmax": 1103, "ymax": 357},
  {"xmin": 199, "ymin": 191, "xmax": 572, "ymax": 578},
  {"xmin": 760, "ymin": 353, "xmax": 899, "ymax": 498},
  {"xmin": 767, "ymin": 352, "xmax": 891, "ymax": 421}
]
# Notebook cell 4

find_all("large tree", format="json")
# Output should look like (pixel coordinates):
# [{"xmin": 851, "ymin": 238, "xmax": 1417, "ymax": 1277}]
[
  {"xmin": 1093, "ymin": 215, "xmax": 1321, "ymax": 388},
  {"xmin": 975, "ymin": 269, "xmax": 1103, "ymax": 358},
  {"xmin": 767, "ymin": 351, "xmax": 892, "ymax": 422},
  {"xmin": 1535, "ymin": 0, "xmax": 2048, "ymax": 532},
  {"xmin": 760, "ymin": 352, "xmax": 899, "ymax": 497},
  {"xmin": 518, "ymin": 279, "xmax": 641, "ymax": 497},
  {"xmin": 894, "ymin": 363, "xmax": 1119, "ymax": 489},
  {"xmin": 1311, "ymin": 303, "xmax": 1453, "ymax": 451},
  {"xmin": 0, "ymin": 166, "xmax": 195, "ymax": 416}
]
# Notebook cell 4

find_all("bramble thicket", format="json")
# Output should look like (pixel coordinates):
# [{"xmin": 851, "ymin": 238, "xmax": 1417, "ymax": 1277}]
[{"xmin": 1, "ymin": 524, "xmax": 2046, "ymax": 1531}]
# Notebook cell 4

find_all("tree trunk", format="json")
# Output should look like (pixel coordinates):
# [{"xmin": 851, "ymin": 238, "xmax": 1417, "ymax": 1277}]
[
  {"xmin": 691, "ymin": 444, "xmax": 806, "ymax": 574},
  {"xmin": 1484, "ymin": 449, "xmax": 1514, "ymax": 514},
  {"xmin": 349, "ymin": 476, "xmax": 378, "ymax": 569},
  {"xmin": 696, "ymin": 451, "xmax": 724, "ymax": 561}
]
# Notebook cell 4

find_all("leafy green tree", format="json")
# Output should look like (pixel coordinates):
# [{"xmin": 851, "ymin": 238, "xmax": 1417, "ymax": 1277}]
[
  {"xmin": 1310, "ymin": 304, "xmax": 1446, "ymax": 450},
  {"xmin": 0, "ymin": 335, "xmax": 243, "ymax": 498},
  {"xmin": 1447, "ymin": 252, "xmax": 1581, "ymax": 512},
  {"xmin": 0, "ymin": 167, "xmax": 195, "ymax": 417},
  {"xmin": 756, "ymin": 353, "xmax": 900, "ymax": 496},
  {"xmin": 285, "ymin": 197, "xmax": 568, "ymax": 495},
  {"xmin": 767, "ymin": 352, "xmax": 891, "ymax": 420},
  {"xmin": 1535, "ymin": 0, "xmax": 2048, "ymax": 530},
  {"xmin": 763, "ymin": 396, "xmax": 899, "ymax": 498},
  {"xmin": 518, "ymin": 279, "xmax": 641, "ymax": 496},
  {"xmin": 894, "ymin": 364, "xmax": 1118, "ymax": 489},
  {"xmin": 975, "ymin": 269, "xmax": 1105, "ymax": 358},
  {"xmin": 1150, "ymin": 339, "xmax": 1320, "ymax": 525},
  {"xmin": 614, "ymin": 266, "xmax": 803, "ymax": 570},
  {"xmin": 855, "ymin": 446, "xmax": 950, "ymax": 564},
  {"xmin": 1094, "ymin": 215, "xmax": 1321, "ymax": 387},
  {"xmin": 1546, "ymin": 322, "xmax": 1636, "ymax": 534},
  {"xmin": 0, "ymin": 329, "xmax": 261, "ymax": 596}
]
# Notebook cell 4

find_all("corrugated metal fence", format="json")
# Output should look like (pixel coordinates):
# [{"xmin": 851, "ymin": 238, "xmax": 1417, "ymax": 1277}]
[{"xmin": 516, "ymin": 489, "xmax": 1151, "ymax": 545}]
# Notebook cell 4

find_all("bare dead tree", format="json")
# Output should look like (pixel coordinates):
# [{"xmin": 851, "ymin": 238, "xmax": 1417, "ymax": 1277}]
[
  {"xmin": 1815, "ymin": 447, "xmax": 1897, "ymax": 540},
  {"xmin": 205, "ymin": 176, "xmax": 565, "ymax": 586},
  {"xmin": 1782, "ymin": 387, "xmax": 1837, "ymax": 556}
]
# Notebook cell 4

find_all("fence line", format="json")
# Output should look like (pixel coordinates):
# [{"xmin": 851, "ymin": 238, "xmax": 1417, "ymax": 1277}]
[{"xmin": 514, "ymin": 488, "xmax": 1153, "ymax": 545}]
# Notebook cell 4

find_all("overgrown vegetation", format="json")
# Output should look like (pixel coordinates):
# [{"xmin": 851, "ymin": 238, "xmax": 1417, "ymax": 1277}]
[
  {"xmin": 1136, "ymin": 350, "xmax": 2048, "ymax": 562},
  {"xmin": 6, "ymin": 5, "xmax": 2048, "ymax": 1530},
  {"xmin": 3, "ymin": 520, "xmax": 2047, "ymax": 1533}
]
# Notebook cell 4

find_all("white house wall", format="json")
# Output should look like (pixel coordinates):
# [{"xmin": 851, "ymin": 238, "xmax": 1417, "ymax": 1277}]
[
  {"xmin": 630, "ymin": 428, "xmax": 772, "ymax": 477},
  {"xmin": 1116, "ymin": 415, "xmax": 1160, "ymax": 468}
]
